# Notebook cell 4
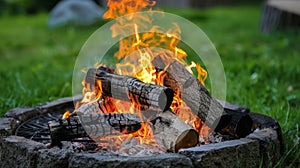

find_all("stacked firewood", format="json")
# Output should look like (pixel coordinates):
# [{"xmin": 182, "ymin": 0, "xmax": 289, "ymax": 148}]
[{"xmin": 48, "ymin": 55, "xmax": 253, "ymax": 152}]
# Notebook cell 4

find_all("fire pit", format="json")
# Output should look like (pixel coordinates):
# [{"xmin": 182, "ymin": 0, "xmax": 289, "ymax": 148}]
[
  {"xmin": 0, "ymin": 0, "xmax": 284, "ymax": 167},
  {"xmin": 0, "ymin": 96, "xmax": 283, "ymax": 167}
]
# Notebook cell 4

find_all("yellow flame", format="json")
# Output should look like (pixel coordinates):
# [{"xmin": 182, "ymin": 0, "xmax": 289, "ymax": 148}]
[{"xmin": 71, "ymin": 0, "xmax": 211, "ymax": 149}]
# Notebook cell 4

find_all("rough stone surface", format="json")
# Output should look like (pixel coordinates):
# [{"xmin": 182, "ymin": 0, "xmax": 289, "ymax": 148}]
[
  {"xmin": 69, "ymin": 153, "xmax": 193, "ymax": 168},
  {"xmin": 48, "ymin": 0, "xmax": 104, "ymax": 27},
  {"xmin": 0, "ymin": 117, "xmax": 19, "ymax": 136},
  {"xmin": 247, "ymin": 128, "xmax": 282, "ymax": 167},
  {"xmin": 37, "ymin": 96, "xmax": 79, "ymax": 114},
  {"xmin": 36, "ymin": 148, "xmax": 73, "ymax": 168},
  {"xmin": 0, "ymin": 129, "xmax": 281, "ymax": 168},
  {"xmin": 179, "ymin": 139, "xmax": 260, "ymax": 168},
  {"xmin": 4, "ymin": 107, "xmax": 39, "ymax": 122},
  {"xmin": 4, "ymin": 96, "xmax": 78, "ymax": 123},
  {"xmin": 0, "ymin": 136, "xmax": 45, "ymax": 168}
]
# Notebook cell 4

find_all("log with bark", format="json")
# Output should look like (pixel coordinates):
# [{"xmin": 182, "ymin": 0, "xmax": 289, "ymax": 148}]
[
  {"xmin": 152, "ymin": 54, "xmax": 253, "ymax": 138},
  {"xmin": 48, "ymin": 113, "xmax": 142, "ymax": 146},
  {"xmin": 79, "ymin": 60, "xmax": 253, "ymax": 140},
  {"xmin": 48, "ymin": 117, "xmax": 87, "ymax": 146},
  {"xmin": 75, "ymin": 98, "xmax": 116, "ymax": 115},
  {"xmin": 85, "ymin": 66, "xmax": 174, "ymax": 112},
  {"xmin": 48, "ymin": 111, "xmax": 199, "ymax": 152},
  {"xmin": 151, "ymin": 110, "xmax": 199, "ymax": 152}
]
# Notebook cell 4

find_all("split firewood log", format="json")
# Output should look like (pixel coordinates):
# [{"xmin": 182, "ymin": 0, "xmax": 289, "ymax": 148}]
[
  {"xmin": 85, "ymin": 66, "xmax": 174, "ymax": 112},
  {"xmin": 48, "ymin": 113, "xmax": 142, "ymax": 145},
  {"xmin": 151, "ymin": 110, "xmax": 199, "ymax": 152},
  {"xmin": 152, "ymin": 54, "xmax": 253, "ymax": 138}
]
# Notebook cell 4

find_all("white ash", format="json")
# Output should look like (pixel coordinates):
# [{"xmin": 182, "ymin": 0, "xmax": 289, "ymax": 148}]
[
  {"xmin": 199, "ymin": 132, "xmax": 235, "ymax": 145},
  {"xmin": 45, "ymin": 141, "xmax": 99, "ymax": 153},
  {"xmin": 116, "ymin": 137, "xmax": 167, "ymax": 156},
  {"xmin": 54, "ymin": 136, "xmax": 168, "ymax": 156},
  {"xmin": 44, "ymin": 132, "xmax": 234, "ymax": 155}
]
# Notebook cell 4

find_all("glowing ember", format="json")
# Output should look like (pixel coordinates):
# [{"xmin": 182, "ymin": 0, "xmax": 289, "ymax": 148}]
[
  {"xmin": 62, "ymin": 110, "xmax": 71, "ymax": 119},
  {"xmin": 66, "ymin": 0, "xmax": 211, "ymax": 154}
]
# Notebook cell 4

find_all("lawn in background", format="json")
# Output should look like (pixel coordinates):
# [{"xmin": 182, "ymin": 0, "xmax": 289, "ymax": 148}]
[{"xmin": 0, "ymin": 5, "xmax": 299, "ymax": 167}]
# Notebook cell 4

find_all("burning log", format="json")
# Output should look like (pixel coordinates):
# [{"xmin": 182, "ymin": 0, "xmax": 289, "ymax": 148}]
[
  {"xmin": 152, "ymin": 55, "xmax": 253, "ymax": 138},
  {"xmin": 85, "ymin": 67, "xmax": 174, "ymax": 112},
  {"xmin": 48, "ymin": 113, "xmax": 142, "ymax": 146},
  {"xmin": 48, "ymin": 117, "xmax": 87, "ymax": 146},
  {"xmin": 152, "ymin": 55, "xmax": 226, "ymax": 128},
  {"xmin": 74, "ymin": 99, "xmax": 198, "ymax": 152},
  {"xmin": 75, "ymin": 101, "xmax": 199, "ymax": 152},
  {"xmin": 75, "ymin": 101, "xmax": 102, "ymax": 115},
  {"xmin": 151, "ymin": 110, "xmax": 199, "ymax": 152},
  {"xmin": 75, "ymin": 98, "xmax": 116, "ymax": 115},
  {"xmin": 51, "ymin": 107, "xmax": 198, "ymax": 152},
  {"xmin": 80, "ymin": 113, "xmax": 142, "ymax": 137}
]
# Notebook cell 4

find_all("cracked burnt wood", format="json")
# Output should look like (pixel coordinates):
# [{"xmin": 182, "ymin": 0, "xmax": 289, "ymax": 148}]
[
  {"xmin": 152, "ymin": 54, "xmax": 253, "ymax": 138},
  {"xmin": 48, "ymin": 113, "xmax": 142, "ymax": 146},
  {"xmin": 85, "ymin": 66, "xmax": 174, "ymax": 112}
]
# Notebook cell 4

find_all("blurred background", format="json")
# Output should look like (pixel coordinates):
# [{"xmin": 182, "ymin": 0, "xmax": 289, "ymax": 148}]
[
  {"xmin": 0, "ymin": 0, "xmax": 299, "ymax": 167},
  {"xmin": 0, "ymin": 0, "xmax": 263, "ymax": 15}
]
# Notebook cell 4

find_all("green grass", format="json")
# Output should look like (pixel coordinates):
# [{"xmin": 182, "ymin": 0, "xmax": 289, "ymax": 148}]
[
  {"xmin": 0, "ymin": 5, "xmax": 299, "ymax": 167},
  {"xmin": 0, "ymin": 14, "xmax": 106, "ymax": 110}
]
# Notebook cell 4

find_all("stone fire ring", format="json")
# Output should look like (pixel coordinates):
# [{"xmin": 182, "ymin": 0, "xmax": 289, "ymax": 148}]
[{"xmin": 0, "ymin": 96, "xmax": 283, "ymax": 167}]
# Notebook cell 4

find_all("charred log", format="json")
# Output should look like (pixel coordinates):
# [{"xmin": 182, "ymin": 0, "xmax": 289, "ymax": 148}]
[
  {"xmin": 219, "ymin": 109, "xmax": 253, "ymax": 138},
  {"xmin": 152, "ymin": 54, "xmax": 253, "ymax": 138},
  {"xmin": 85, "ymin": 67, "xmax": 174, "ymax": 112},
  {"xmin": 48, "ymin": 113, "xmax": 142, "ymax": 146},
  {"xmin": 48, "ymin": 117, "xmax": 87, "ymax": 146},
  {"xmin": 215, "ymin": 99, "xmax": 253, "ymax": 137},
  {"xmin": 80, "ymin": 113, "xmax": 142, "ymax": 137},
  {"xmin": 152, "ymin": 55, "xmax": 225, "ymax": 128}
]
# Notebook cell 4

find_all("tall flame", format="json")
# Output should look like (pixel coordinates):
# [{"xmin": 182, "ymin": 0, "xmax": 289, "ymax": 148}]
[{"xmin": 71, "ymin": 0, "xmax": 211, "ymax": 151}]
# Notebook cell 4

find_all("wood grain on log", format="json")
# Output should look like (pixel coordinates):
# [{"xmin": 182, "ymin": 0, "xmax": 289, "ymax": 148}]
[
  {"xmin": 85, "ymin": 67, "xmax": 174, "ymax": 112},
  {"xmin": 75, "ymin": 98, "xmax": 117, "ymax": 115},
  {"xmin": 151, "ymin": 110, "xmax": 199, "ymax": 152},
  {"xmin": 152, "ymin": 55, "xmax": 225, "ymax": 129},
  {"xmin": 48, "ymin": 117, "xmax": 87, "ymax": 146},
  {"xmin": 48, "ymin": 113, "xmax": 142, "ymax": 145},
  {"xmin": 80, "ymin": 113, "xmax": 142, "ymax": 137},
  {"xmin": 152, "ymin": 54, "xmax": 253, "ymax": 138}
]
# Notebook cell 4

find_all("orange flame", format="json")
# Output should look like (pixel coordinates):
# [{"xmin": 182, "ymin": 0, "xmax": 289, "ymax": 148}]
[
  {"xmin": 103, "ymin": 0, "xmax": 156, "ymax": 20},
  {"xmin": 62, "ymin": 110, "xmax": 71, "ymax": 119},
  {"xmin": 67, "ymin": 0, "xmax": 211, "ymax": 151}
]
